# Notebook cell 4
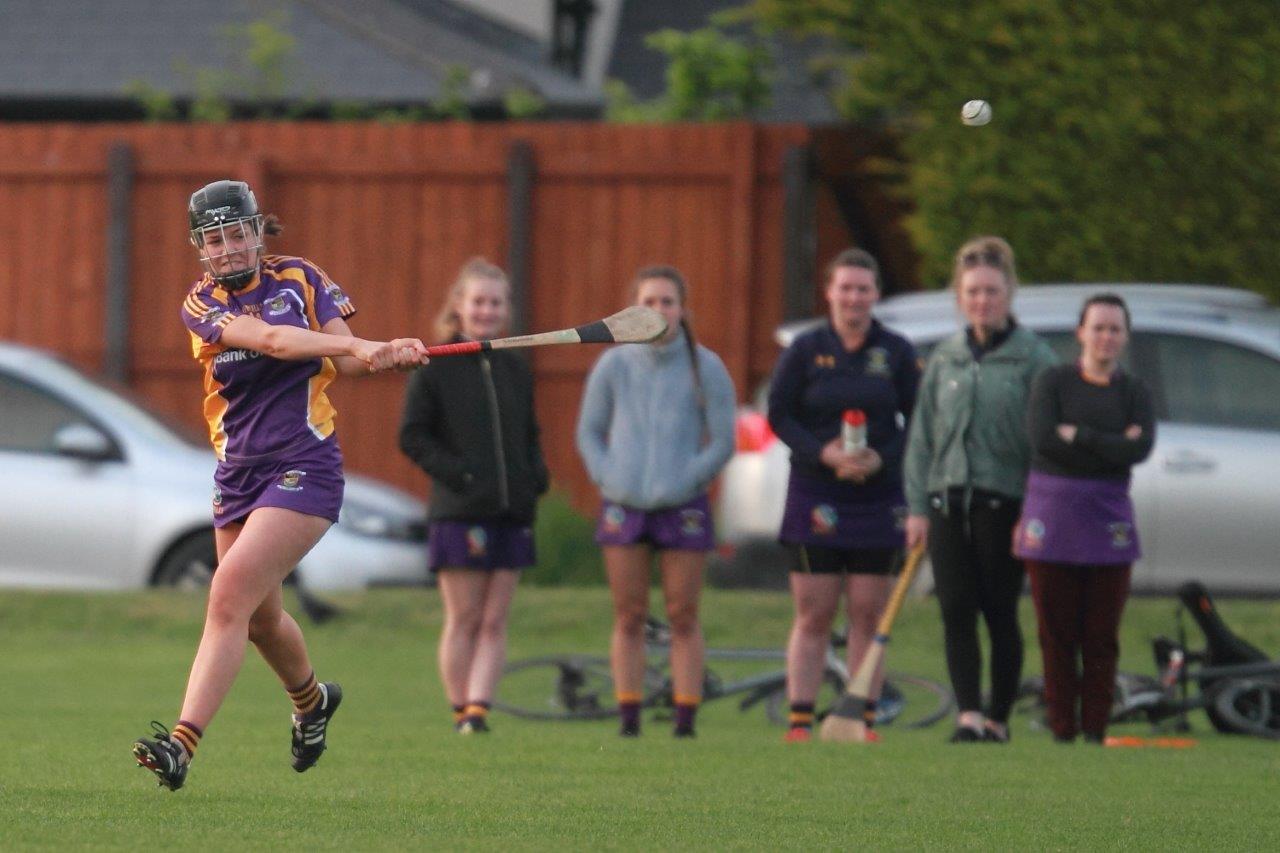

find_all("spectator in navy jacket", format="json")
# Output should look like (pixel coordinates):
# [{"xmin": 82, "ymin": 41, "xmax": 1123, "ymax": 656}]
[{"xmin": 768, "ymin": 248, "xmax": 920, "ymax": 742}]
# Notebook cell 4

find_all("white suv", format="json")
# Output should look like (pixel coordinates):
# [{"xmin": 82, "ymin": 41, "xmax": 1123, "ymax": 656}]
[{"xmin": 717, "ymin": 284, "xmax": 1280, "ymax": 593}]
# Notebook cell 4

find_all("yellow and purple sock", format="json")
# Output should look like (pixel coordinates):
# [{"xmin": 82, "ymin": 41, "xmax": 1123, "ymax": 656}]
[
  {"xmin": 617, "ymin": 691, "xmax": 642, "ymax": 734},
  {"xmin": 864, "ymin": 699, "xmax": 878, "ymax": 729},
  {"xmin": 463, "ymin": 701, "xmax": 490, "ymax": 723},
  {"xmin": 452, "ymin": 704, "xmax": 466, "ymax": 725},
  {"xmin": 788, "ymin": 702, "xmax": 816, "ymax": 732},
  {"xmin": 171, "ymin": 720, "xmax": 202, "ymax": 762},
  {"xmin": 288, "ymin": 672, "xmax": 322, "ymax": 717},
  {"xmin": 674, "ymin": 695, "xmax": 700, "ymax": 735}
]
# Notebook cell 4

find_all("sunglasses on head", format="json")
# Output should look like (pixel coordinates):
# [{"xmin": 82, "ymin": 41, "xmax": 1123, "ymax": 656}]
[{"xmin": 961, "ymin": 248, "xmax": 1005, "ymax": 268}]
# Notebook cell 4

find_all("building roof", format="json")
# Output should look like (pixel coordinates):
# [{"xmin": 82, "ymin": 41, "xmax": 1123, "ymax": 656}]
[{"xmin": 0, "ymin": 0, "xmax": 602, "ymax": 117}]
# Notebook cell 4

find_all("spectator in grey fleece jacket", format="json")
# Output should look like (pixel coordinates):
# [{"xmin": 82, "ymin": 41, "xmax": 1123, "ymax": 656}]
[{"xmin": 576, "ymin": 265, "xmax": 736, "ymax": 738}]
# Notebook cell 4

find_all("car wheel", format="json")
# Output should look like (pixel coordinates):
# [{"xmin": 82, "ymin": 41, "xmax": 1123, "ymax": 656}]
[{"xmin": 153, "ymin": 530, "xmax": 218, "ymax": 589}]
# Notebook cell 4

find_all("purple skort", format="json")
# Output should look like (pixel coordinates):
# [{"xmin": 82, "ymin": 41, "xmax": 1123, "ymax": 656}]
[
  {"xmin": 1014, "ymin": 469, "xmax": 1141, "ymax": 565},
  {"xmin": 212, "ymin": 438, "xmax": 345, "ymax": 528},
  {"xmin": 594, "ymin": 494, "xmax": 716, "ymax": 552},
  {"xmin": 778, "ymin": 474, "xmax": 906, "ymax": 550},
  {"xmin": 428, "ymin": 520, "xmax": 536, "ymax": 571}
]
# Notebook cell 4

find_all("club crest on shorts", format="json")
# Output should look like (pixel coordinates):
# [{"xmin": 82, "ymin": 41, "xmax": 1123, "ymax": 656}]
[
  {"xmin": 277, "ymin": 469, "xmax": 306, "ymax": 491},
  {"xmin": 602, "ymin": 504, "xmax": 627, "ymax": 534},
  {"xmin": 1108, "ymin": 521, "xmax": 1133, "ymax": 549},
  {"xmin": 864, "ymin": 347, "xmax": 891, "ymax": 377},
  {"xmin": 1020, "ymin": 519, "xmax": 1045, "ymax": 551},
  {"xmin": 679, "ymin": 509, "xmax": 705, "ymax": 537},
  {"xmin": 467, "ymin": 526, "xmax": 488, "ymax": 557},
  {"xmin": 813, "ymin": 354, "xmax": 836, "ymax": 369},
  {"xmin": 212, "ymin": 485, "xmax": 223, "ymax": 514},
  {"xmin": 811, "ymin": 504, "xmax": 838, "ymax": 536}
]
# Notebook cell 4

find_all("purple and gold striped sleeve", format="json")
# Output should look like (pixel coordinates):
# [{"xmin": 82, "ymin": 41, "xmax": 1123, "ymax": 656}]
[
  {"xmin": 303, "ymin": 260, "xmax": 356, "ymax": 327},
  {"xmin": 181, "ymin": 280, "xmax": 238, "ymax": 344}
]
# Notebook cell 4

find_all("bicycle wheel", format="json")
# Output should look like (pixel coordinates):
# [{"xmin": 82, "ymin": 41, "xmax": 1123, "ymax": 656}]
[
  {"xmin": 1109, "ymin": 671, "xmax": 1168, "ymax": 724},
  {"xmin": 881, "ymin": 672, "xmax": 955, "ymax": 729},
  {"xmin": 493, "ymin": 655, "xmax": 666, "ymax": 721},
  {"xmin": 1209, "ymin": 678, "xmax": 1280, "ymax": 739}
]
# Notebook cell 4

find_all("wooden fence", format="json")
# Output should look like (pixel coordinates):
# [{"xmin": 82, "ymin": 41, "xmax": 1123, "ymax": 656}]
[{"xmin": 0, "ymin": 122, "xmax": 912, "ymax": 509}]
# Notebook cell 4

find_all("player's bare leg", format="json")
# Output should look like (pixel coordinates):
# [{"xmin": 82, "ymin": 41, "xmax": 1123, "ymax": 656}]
[
  {"xmin": 457, "ymin": 569, "xmax": 520, "ymax": 732},
  {"xmin": 604, "ymin": 544, "xmax": 651, "ymax": 735},
  {"xmin": 785, "ymin": 573, "xmax": 841, "ymax": 740},
  {"xmin": 180, "ymin": 508, "xmax": 331, "ymax": 727},
  {"xmin": 844, "ymin": 573, "xmax": 893, "ymax": 733},
  {"xmin": 133, "ymin": 508, "xmax": 331, "ymax": 789},
  {"xmin": 246, "ymin": 585, "xmax": 313, "ymax": 689},
  {"xmin": 659, "ymin": 550, "xmax": 706, "ymax": 736},
  {"xmin": 438, "ymin": 569, "xmax": 487, "ymax": 726}
]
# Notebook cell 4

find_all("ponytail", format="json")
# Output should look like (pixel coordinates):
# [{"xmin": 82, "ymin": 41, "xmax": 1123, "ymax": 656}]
[{"xmin": 680, "ymin": 317, "xmax": 708, "ymax": 439}]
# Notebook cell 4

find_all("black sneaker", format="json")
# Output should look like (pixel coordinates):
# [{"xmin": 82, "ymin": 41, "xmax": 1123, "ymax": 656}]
[
  {"xmin": 133, "ymin": 722, "xmax": 189, "ymax": 791},
  {"xmin": 455, "ymin": 715, "xmax": 490, "ymax": 734},
  {"xmin": 948, "ymin": 725, "xmax": 984, "ymax": 743},
  {"xmin": 619, "ymin": 722, "xmax": 641, "ymax": 737},
  {"xmin": 292, "ymin": 682, "xmax": 342, "ymax": 772},
  {"xmin": 673, "ymin": 727, "xmax": 696, "ymax": 739},
  {"xmin": 983, "ymin": 724, "xmax": 1010, "ymax": 744}
]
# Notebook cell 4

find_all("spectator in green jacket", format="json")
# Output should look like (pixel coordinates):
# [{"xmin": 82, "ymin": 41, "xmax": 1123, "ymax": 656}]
[{"xmin": 904, "ymin": 236, "xmax": 1057, "ymax": 744}]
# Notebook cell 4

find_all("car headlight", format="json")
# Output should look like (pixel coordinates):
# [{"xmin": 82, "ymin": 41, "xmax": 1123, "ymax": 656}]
[{"xmin": 338, "ymin": 501, "xmax": 427, "ymax": 542}]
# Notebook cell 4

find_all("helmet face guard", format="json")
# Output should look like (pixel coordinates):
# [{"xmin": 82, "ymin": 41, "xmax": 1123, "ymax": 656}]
[{"xmin": 188, "ymin": 180, "xmax": 264, "ymax": 291}]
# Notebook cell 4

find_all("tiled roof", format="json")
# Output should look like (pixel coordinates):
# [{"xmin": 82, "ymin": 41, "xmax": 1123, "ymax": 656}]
[{"xmin": 0, "ymin": 0, "xmax": 601, "ymax": 113}]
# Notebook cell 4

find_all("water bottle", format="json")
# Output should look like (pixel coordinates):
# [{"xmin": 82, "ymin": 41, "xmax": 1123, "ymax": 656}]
[{"xmin": 842, "ymin": 409, "xmax": 867, "ymax": 453}]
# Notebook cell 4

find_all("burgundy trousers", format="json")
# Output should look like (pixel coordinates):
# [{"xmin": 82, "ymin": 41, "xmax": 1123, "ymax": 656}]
[{"xmin": 1026, "ymin": 560, "xmax": 1132, "ymax": 740}]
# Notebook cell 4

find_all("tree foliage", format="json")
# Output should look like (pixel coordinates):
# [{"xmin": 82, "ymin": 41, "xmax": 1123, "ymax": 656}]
[
  {"xmin": 607, "ymin": 25, "xmax": 771, "ymax": 122},
  {"xmin": 749, "ymin": 0, "xmax": 1280, "ymax": 295}
]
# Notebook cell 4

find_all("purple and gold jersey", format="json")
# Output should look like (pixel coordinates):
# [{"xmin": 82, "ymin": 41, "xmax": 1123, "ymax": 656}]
[{"xmin": 180, "ymin": 255, "xmax": 357, "ymax": 462}]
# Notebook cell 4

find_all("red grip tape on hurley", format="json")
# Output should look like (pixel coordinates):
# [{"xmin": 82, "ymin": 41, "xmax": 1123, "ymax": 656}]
[{"xmin": 425, "ymin": 340, "xmax": 484, "ymax": 357}]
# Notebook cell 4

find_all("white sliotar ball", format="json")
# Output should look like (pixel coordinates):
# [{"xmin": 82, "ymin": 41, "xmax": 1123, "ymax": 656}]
[{"xmin": 961, "ymin": 99, "xmax": 992, "ymax": 126}]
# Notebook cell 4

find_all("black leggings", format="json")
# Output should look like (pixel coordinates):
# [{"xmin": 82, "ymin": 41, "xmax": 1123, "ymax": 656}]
[{"xmin": 928, "ymin": 491, "xmax": 1026, "ymax": 722}]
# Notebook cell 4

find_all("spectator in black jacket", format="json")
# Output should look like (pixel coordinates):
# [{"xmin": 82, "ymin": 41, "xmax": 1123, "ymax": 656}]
[
  {"xmin": 399, "ymin": 258, "xmax": 548, "ymax": 734},
  {"xmin": 1014, "ymin": 293, "xmax": 1155, "ymax": 743}
]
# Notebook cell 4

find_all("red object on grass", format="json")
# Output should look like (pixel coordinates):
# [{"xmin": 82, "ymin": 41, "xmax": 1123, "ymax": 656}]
[{"xmin": 1103, "ymin": 736, "xmax": 1197, "ymax": 749}]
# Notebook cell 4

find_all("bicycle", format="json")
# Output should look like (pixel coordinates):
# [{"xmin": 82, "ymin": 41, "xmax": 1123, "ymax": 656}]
[
  {"xmin": 1013, "ymin": 581, "xmax": 1280, "ymax": 739},
  {"xmin": 494, "ymin": 617, "xmax": 954, "ymax": 730}
]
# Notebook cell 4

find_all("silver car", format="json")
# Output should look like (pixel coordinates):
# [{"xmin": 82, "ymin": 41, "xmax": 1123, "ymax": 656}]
[
  {"xmin": 717, "ymin": 284, "xmax": 1280, "ymax": 593},
  {"xmin": 0, "ymin": 342, "xmax": 429, "ymax": 590}
]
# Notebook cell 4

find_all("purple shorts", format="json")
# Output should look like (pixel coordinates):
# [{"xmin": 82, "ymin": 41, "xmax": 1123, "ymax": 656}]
[
  {"xmin": 1014, "ymin": 470, "xmax": 1141, "ymax": 565},
  {"xmin": 594, "ymin": 495, "xmax": 716, "ymax": 552},
  {"xmin": 428, "ymin": 520, "xmax": 536, "ymax": 571},
  {"xmin": 213, "ymin": 439, "xmax": 344, "ymax": 528},
  {"xmin": 779, "ymin": 475, "xmax": 906, "ymax": 550}
]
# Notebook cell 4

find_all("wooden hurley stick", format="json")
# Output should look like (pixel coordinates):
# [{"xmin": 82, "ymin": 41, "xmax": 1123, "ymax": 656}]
[
  {"xmin": 424, "ymin": 306, "xmax": 667, "ymax": 357},
  {"xmin": 820, "ymin": 544, "xmax": 927, "ymax": 743}
]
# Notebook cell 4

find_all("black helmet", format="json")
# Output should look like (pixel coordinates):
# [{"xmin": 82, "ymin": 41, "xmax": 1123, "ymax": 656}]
[{"xmin": 188, "ymin": 179, "xmax": 264, "ymax": 290}]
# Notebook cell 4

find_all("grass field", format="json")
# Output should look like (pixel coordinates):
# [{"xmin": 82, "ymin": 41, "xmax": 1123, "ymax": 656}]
[{"xmin": 1, "ymin": 586, "xmax": 1278, "ymax": 850}]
